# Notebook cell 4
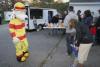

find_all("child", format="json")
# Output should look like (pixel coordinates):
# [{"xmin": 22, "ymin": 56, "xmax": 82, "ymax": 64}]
[
  {"xmin": 64, "ymin": 19, "xmax": 78, "ymax": 67},
  {"xmin": 68, "ymin": 19, "xmax": 78, "ymax": 67},
  {"xmin": 67, "ymin": 19, "xmax": 77, "ymax": 54}
]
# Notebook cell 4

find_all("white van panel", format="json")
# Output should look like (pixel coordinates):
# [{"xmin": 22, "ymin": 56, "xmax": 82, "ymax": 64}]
[
  {"xmin": 37, "ymin": 19, "xmax": 46, "ymax": 25},
  {"xmin": 26, "ymin": 7, "xmax": 58, "ymax": 30},
  {"xmin": 29, "ymin": 19, "xmax": 35, "ymax": 29},
  {"xmin": 43, "ymin": 10, "xmax": 48, "ymax": 20},
  {"xmin": 52, "ymin": 10, "xmax": 58, "ymax": 16}
]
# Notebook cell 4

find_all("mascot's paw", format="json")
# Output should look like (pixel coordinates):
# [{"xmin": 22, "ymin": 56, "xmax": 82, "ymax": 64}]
[{"xmin": 23, "ymin": 51, "xmax": 29, "ymax": 58}]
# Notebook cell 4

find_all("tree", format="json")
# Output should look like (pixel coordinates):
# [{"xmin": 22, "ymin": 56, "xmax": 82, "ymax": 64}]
[{"xmin": 47, "ymin": 0, "xmax": 54, "ymax": 3}]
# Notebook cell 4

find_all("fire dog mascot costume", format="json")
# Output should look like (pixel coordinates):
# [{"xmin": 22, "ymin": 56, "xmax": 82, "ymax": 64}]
[{"xmin": 9, "ymin": 2, "xmax": 29, "ymax": 62}]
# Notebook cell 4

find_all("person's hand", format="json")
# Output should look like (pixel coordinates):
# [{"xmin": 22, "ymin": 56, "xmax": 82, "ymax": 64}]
[
  {"xmin": 75, "ymin": 46, "xmax": 79, "ymax": 51},
  {"xmin": 13, "ymin": 37, "xmax": 20, "ymax": 44}
]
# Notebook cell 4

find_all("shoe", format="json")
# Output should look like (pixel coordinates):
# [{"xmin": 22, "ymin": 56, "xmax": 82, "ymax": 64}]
[
  {"xmin": 16, "ymin": 54, "xmax": 24, "ymax": 62},
  {"xmin": 23, "ymin": 51, "xmax": 29, "ymax": 58},
  {"xmin": 16, "ymin": 52, "xmax": 28, "ymax": 62},
  {"xmin": 70, "ymin": 64, "xmax": 77, "ymax": 67},
  {"xmin": 20, "ymin": 56, "xmax": 27, "ymax": 62}
]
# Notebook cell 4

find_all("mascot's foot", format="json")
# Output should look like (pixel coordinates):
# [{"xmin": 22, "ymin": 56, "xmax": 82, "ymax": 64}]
[
  {"xmin": 16, "ymin": 54, "xmax": 27, "ymax": 62},
  {"xmin": 23, "ymin": 51, "xmax": 29, "ymax": 58},
  {"xmin": 16, "ymin": 51, "xmax": 29, "ymax": 62},
  {"xmin": 20, "ymin": 56, "xmax": 27, "ymax": 62}
]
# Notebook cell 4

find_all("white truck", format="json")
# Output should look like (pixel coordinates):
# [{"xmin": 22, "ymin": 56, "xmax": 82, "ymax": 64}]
[{"xmin": 25, "ymin": 6, "xmax": 58, "ymax": 30}]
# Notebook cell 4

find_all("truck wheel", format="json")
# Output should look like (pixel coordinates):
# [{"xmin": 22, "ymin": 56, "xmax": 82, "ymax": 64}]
[{"xmin": 37, "ymin": 25, "xmax": 43, "ymax": 31}]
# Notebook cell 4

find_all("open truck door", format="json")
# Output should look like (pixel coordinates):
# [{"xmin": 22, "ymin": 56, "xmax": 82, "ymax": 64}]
[{"xmin": 25, "ymin": 6, "xmax": 58, "ymax": 31}]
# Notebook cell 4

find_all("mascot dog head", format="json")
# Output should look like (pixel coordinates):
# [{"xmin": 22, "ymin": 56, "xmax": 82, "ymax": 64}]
[{"xmin": 11, "ymin": 2, "xmax": 28, "ymax": 21}]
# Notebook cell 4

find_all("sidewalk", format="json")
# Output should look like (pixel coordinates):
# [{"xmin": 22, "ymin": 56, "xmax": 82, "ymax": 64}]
[{"xmin": 43, "ymin": 36, "xmax": 73, "ymax": 67}]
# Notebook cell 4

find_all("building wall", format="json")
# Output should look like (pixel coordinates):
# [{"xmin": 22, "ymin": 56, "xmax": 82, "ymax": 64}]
[
  {"xmin": 70, "ymin": 0, "xmax": 100, "ymax": 2},
  {"xmin": 70, "ymin": 3, "xmax": 100, "ymax": 17},
  {"xmin": 54, "ymin": 0, "xmax": 68, "ymax": 3}
]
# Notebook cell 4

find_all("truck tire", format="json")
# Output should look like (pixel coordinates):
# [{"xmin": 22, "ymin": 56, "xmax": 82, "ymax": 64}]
[{"xmin": 37, "ymin": 24, "xmax": 43, "ymax": 31}]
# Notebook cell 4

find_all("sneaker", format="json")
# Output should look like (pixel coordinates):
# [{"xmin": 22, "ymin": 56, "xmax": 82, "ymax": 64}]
[{"xmin": 70, "ymin": 63, "xmax": 77, "ymax": 67}]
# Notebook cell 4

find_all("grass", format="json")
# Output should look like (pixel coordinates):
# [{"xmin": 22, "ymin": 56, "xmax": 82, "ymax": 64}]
[{"xmin": 2, "ymin": 19, "xmax": 9, "ymax": 24}]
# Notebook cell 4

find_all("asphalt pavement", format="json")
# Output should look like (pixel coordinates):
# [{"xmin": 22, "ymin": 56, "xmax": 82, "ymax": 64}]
[{"xmin": 0, "ymin": 24, "xmax": 100, "ymax": 67}]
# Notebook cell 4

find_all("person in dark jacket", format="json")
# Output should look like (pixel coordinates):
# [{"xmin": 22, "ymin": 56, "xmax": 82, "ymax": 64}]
[
  {"xmin": 77, "ymin": 10, "xmax": 82, "ymax": 22},
  {"xmin": 83, "ymin": 10, "xmax": 93, "ymax": 27},
  {"xmin": 76, "ymin": 17, "xmax": 93, "ymax": 67},
  {"xmin": 51, "ymin": 14, "xmax": 59, "ymax": 24},
  {"xmin": 50, "ymin": 14, "xmax": 59, "ymax": 34},
  {"xmin": 95, "ymin": 10, "xmax": 100, "ymax": 44}
]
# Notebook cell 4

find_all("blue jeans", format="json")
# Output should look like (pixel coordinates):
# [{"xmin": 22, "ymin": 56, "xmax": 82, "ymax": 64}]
[{"xmin": 66, "ymin": 33, "xmax": 75, "ymax": 55}]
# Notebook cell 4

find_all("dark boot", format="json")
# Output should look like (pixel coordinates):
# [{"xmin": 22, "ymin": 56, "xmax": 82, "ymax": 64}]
[{"xmin": 16, "ymin": 54, "xmax": 23, "ymax": 62}]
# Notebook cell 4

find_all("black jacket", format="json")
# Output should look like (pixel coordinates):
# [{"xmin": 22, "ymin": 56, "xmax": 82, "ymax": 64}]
[
  {"xmin": 51, "ymin": 16, "xmax": 59, "ymax": 24},
  {"xmin": 75, "ymin": 21, "xmax": 93, "ymax": 47}
]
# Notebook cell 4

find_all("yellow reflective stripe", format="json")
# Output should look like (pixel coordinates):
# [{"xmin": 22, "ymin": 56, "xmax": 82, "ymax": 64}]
[
  {"xmin": 10, "ymin": 19, "xmax": 22, "ymax": 25},
  {"xmin": 16, "ymin": 28, "xmax": 25, "ymax": 37},
  {"xmin": 9, "ymin": 28, "xmax": 15, "ymax": 32}
]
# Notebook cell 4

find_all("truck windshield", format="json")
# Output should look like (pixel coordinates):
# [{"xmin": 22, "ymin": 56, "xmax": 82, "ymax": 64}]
[{"xmin": 30, "ymin": 9, "xmax": 43, "ymax": 19}]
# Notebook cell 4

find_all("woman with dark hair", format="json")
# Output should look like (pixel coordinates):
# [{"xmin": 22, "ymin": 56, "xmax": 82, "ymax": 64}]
[
  {"xmin": 76, "ymin": 10, "xmax": 93, "ymax": 67},
  {"xmin": 84, "ymin": 10, "xmax": 93, "ymax": 27},
  {"xmin": 77, "ymin": 10, "xmax": 81, "ymax": 22},
  {"xmin": 95, "ymin": 10, "xmax": 100, "ymax": 44}
]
